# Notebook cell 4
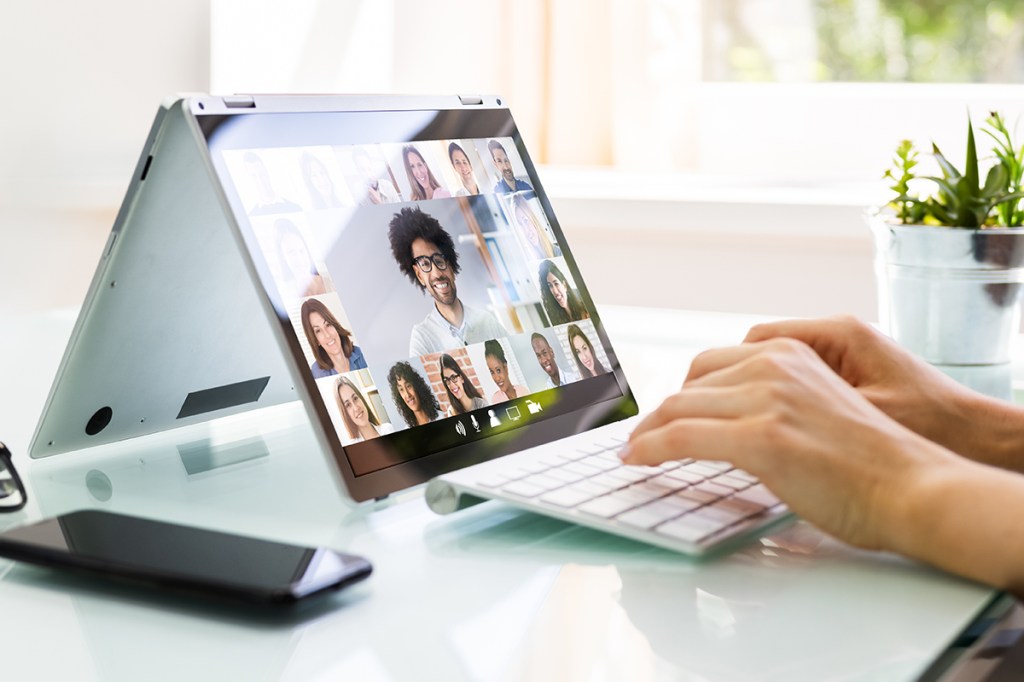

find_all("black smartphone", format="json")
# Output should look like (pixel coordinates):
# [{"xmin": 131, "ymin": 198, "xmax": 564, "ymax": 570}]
[{"xmin": 0, "ymin": 509, "xmax": 372, "ymax": 605}]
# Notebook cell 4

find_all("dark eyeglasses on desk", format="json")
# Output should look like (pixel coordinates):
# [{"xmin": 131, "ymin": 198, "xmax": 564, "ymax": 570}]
[{"xmin": 0, "ymin": 443, "xmax": 27, "ymax": 512}]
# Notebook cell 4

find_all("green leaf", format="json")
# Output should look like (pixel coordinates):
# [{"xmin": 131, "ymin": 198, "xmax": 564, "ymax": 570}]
[
  {"xmin": 965, "ymin": 117, "xmax": 980, "ymax": 191},
  {"xmin": 983, "ymin": 164, "xmax": 1009, "ymax": 198},
  {"xmin": 925, "ymin": 175, "xmax": 959, "ymax": 202},
  {"xmin": 932, "ymin": 143, "xmax": 962, "ymax": 181}
]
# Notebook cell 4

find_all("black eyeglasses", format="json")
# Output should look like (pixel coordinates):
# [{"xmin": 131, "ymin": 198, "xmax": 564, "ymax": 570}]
[
  {"xmin": 443, "ymin": 372, "xmax": 462, "ymax": 386},
  {"xmin": 413, "ymin": 253, "xmax": 449, "ymax": 273},
  {"xmin": 0, "ymin": 443, "xmax": 27, "ymax": 513}
]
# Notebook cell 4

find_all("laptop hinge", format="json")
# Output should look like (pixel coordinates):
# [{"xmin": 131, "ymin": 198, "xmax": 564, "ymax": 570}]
[
  {"xmin": 223, "ymin": 95, "xmax": 256, "ymax": 109},
  {"xmin": 458, "ymin": 95, "xmax": 484, "ymax": 106}
]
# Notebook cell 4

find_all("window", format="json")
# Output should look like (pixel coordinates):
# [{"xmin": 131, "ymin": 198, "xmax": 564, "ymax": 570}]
[{"xmin": 211, "ymin": 0, "xmax": 1024, "ymax": 182}]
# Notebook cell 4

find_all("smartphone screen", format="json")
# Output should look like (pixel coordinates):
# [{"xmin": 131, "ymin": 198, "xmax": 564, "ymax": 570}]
[{"xmin": 0, "ymin": 509, "xmax": 371, "ymax": 604}]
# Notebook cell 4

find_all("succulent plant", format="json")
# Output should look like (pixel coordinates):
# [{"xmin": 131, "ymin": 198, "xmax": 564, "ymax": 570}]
[{"xmin": 884, "ymin": 113, "xmax": 1024, "ymax": 228}]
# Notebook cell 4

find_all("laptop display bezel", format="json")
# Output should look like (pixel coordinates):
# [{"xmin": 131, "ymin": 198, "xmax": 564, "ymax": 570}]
[{"xmin": 192, "ymin": 95, "xmax": 640, "ymax": 501}]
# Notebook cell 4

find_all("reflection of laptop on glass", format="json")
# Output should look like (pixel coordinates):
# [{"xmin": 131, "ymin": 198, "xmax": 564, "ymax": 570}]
[{"xmin": 31, "ymin": 94, "xmax": 790, "ymax": 555}]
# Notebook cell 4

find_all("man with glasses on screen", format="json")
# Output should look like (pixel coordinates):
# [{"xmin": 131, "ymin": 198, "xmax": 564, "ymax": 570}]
[{"xmin": 388, "ymin": 207, "xmax": 507, "ymax": 356}]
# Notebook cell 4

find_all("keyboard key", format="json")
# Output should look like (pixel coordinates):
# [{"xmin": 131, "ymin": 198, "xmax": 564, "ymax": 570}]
[
  {"xmin": 711, "ymin": 474, "xmax": 753, "ymax": 491},
  {"xmin": 540, "ymin": 487, "xmax": 597, "ymax": 508},
  {"xmin": 586, "ymin": 473, "xmax": 632, "ymax": 492},
  {"xmin": 656, "ymin": 494, "xmax": 704, "ymax": 513},
  {"xmin": 692, "ymin": 480, "xmax": 734, "ymax": 498},
  {"xmin": 477, "ymin": 474, "xmax": 511, "ymax": 488},
  {"xmin": 663, "ymin": 468, "xmax": 705, "ymax": 485},
  {"xmin": 517, "ymin": 460, "xmax": 550, "ymax": 475},
  {"xmin": 578, "ymin": 455, "xmax": 619, "ymax": 473},
  {"xmin": 699, "ymin": 497, "xmax": 763, "ymax": 524},
  {"xmin": 618, "ymin": 483, "xmax": 669, "ymax": 505},
  {"xmin": 577, "ymin": 493, "xmax": 642, "ymax": 518},
  {"xmin": 544, "ymin": 467, "xmax": 586, "ymax": 485},
  {"xmin": 501, "ymin": 481, "xmax": 546, "ymax": 498},
  {"xmin": 538, "ymin": 454, "xmax": 573, "ymax": 467},
  {"xmin": 617, "ymin": 500, "xmax": 688, "ymax": 530},
  {"xmin": 571, "ymin": 477, "xmax": 623, "ymax": 497},
  {"xmin": 577, "ymin": 443, "xmax": 610, "ymax": 456},
  {"xmin": 562, "ymin": 461, "xmax": 602, "ymax": 477},
  {"xmin": 520, "ymin": 473, "xmax": 565, "ymax": 492},
  {"xmin": 605, "ymin": 466, "xmax": 657, "ymax": 484},
  {"xmin": 729, "ymin": 468, "xmax": 759, "ymax": 483},
  {"xmin": 682, "ymin": 462, "xmax": 725, "ymax": 478},
  {"xmin": 676, "ymin": 487, "xmax": 719, "ymax": 506},
  {"xmin": 657, "ymin": 460, "xmax": 681, "ymax": 471},
  {"xmin": 704, "ymin": 461, "xmax": 734, "ymax": 472},
  {"xmin": 644, "ymin": 474, "xmax": 690, "ymax": 495},
  {"xmin": 593, "ymin": 449, "xmax": 624, "ymax": 462},
  {"xmin": 733, "ymin": 484, "xmax": 781, "ymax": 509},
  {"xmin": 655, "ymin": 512, "xmax": 732, "ymax": 543}
]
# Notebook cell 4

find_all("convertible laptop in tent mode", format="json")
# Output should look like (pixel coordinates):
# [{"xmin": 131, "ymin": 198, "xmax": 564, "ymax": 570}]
[{"xmin": 31, "ymin": 94, "xmax": 790, "ymax": 554}]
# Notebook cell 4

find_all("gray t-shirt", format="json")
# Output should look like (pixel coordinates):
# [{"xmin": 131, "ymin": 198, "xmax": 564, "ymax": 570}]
[{"xmin": 409, "ymin": 303, "xmax": 508, "ymax": 356}]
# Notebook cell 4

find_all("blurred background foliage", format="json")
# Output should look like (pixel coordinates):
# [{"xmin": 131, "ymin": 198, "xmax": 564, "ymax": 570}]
[{"xmin": 705, "ymin": 0, "xmax": 1024, "ymax": 82}]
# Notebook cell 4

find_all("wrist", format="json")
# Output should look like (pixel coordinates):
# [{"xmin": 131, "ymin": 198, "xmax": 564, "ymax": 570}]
[
  {"xmin": 882, "ymin": 449, "xmax": 1024, "ymax": 591},
  {"xmin": 949, "ymin": 391, "xmax": 1024, "ymax": 470},
  {"xmin": 872, "ymin": 433, "xmax": 964, "ymax": 557}
]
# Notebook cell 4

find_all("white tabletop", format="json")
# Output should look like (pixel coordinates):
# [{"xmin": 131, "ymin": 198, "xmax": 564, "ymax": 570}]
[{"xmin": 0, "ymin": 305, "xmax": 1000, "ymax": 681}]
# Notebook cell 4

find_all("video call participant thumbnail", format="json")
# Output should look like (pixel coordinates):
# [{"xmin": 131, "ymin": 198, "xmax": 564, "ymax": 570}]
[
  {"xmin": 243, "ymin": 151, "xmax": 302, "ymax": 215},
  {"xmin": 334, "ymin": 375, "xmax": 394, "ymax": 442},
  {"xmin": 566, "ymin": 324, "xmax": 607, "ymax": 378},
  {"xmin": 387, "ymin": 361, "xmax": 440, "ymax": 428},
  {"xmin": 351, "ymin": 146, "xmax": 400, "ymax": 205},
  {"xmin": 487, "ymin": 139, "xmax": 534, "ymax": 195},
  {"xmin": 388, "ymin": 207, "xmax": 508, "ymax": 356},
  {"xmin": 439, "ymin": 353, "xmax": 488, "ymax": 416},
  {"xmin": 538, "ymin": 259, "xmax": 589, "ymax": 326},
  {"xmin": 484, "ymin": 339, "xmax": 529, "ymax": 403},
  {"xmin": 403, "ymin": 145, "xmax": 451, "ymax": 202},
  {"xmin": 300, "ymin": 152, "xmax": 346, "ymax": 210},
  {"xmin": 270, "ymin": 217, "xmax": 330, "ymax": 301},
  {"xmin": 532, "ymin": 332, "xmax": 577, "ymax": 389},
  {"xmin": 300, "ymin": 298, "xmax": 367, "ymax": 378},
  {"xmin": 447, "ymin": 142, "xmax": 481, "ymax": 197},
  {"xmin": 510, "ymin": 193, "xmax": 560, "ymax": 260}
]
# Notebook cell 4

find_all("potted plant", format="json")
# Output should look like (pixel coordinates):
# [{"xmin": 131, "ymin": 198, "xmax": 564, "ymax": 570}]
[{"xmin": 870, "ymin": 112, "xmax": 1024, "ymax": 367}]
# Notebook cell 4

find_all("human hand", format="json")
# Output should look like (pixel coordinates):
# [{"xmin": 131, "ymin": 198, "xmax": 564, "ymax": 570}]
[
  {"xmin": 731, "ymin": 317, "xmax": 1017, "ymax": 466},
  {"xmin": 621, "ymin": 337, "xmax": 958, "ymax": 551}
]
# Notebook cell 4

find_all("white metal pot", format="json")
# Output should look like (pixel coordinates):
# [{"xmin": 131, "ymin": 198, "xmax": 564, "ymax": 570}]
[{"xmin": 869, "ymin": 213, "xmax": 1024, "ymax": 366}]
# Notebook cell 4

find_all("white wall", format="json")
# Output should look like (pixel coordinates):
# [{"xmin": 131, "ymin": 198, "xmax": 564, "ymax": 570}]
[
  {"xmin": 0, "ymin": 0, "xmax": 211, "ymax": 209},
  {"xmin": 544, "ymin": 169, "xmax": 878, "ymax": 320}
]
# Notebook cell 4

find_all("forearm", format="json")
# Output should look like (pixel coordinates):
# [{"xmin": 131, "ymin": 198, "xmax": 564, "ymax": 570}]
[
  {"xmin": 933, "ymin": 391, "xmax": 1024, "ymax": 473},
  {"xmin": 886, "ymin": 458, "xmax": 1024, "ymax": 594}
]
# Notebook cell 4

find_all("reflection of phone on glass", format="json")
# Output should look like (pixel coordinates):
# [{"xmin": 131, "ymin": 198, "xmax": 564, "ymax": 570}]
[{"xmin": 0, "ymin": 510, "xmax": 372, "ymax": 605}]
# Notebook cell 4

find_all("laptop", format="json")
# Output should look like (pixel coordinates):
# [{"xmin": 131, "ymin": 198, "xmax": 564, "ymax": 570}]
[{"xmin": 31, "ymin": 94, "xmax": 790, "ymax": 554}]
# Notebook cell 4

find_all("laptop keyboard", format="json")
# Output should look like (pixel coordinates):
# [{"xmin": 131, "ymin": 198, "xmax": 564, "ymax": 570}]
[{"xmin": 474, "ymin": 432, "xmax": 785, "ymax": 546}]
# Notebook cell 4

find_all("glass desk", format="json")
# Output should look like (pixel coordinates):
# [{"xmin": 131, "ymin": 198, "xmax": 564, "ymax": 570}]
[{"xmin": 0, "ymin": 306, "xmax": 1005, "ymax": 681}]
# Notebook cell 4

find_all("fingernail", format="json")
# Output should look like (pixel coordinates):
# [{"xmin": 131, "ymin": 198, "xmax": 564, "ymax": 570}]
[{"xmin": 617, "ymin": 445, "xmax": 631, "ymax": 462}]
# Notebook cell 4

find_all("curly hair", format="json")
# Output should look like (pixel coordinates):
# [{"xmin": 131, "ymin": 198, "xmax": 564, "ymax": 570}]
[
  {"xmin": 387, "ymin": 361, "xmax": 440, "ymax": 427},
  {"xmin": 538, "ymin": 260, "xmax": 588, "ymax": 326},
  {"xmin": 567, "ymin": 324, "xmax": 607, "ymax": 378},
  {"xmin": 300, "ymin": 298, "xmax": 354, "ymax": 370},
  {"xmin": 388, "ymin": 207, "xmax": 461, "ymax": 291}
]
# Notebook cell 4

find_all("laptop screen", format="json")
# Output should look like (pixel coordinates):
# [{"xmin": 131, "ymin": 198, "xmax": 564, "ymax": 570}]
[{"xmin": 197, "ymin": 101, "xmax": 637, "ymax": 496}]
